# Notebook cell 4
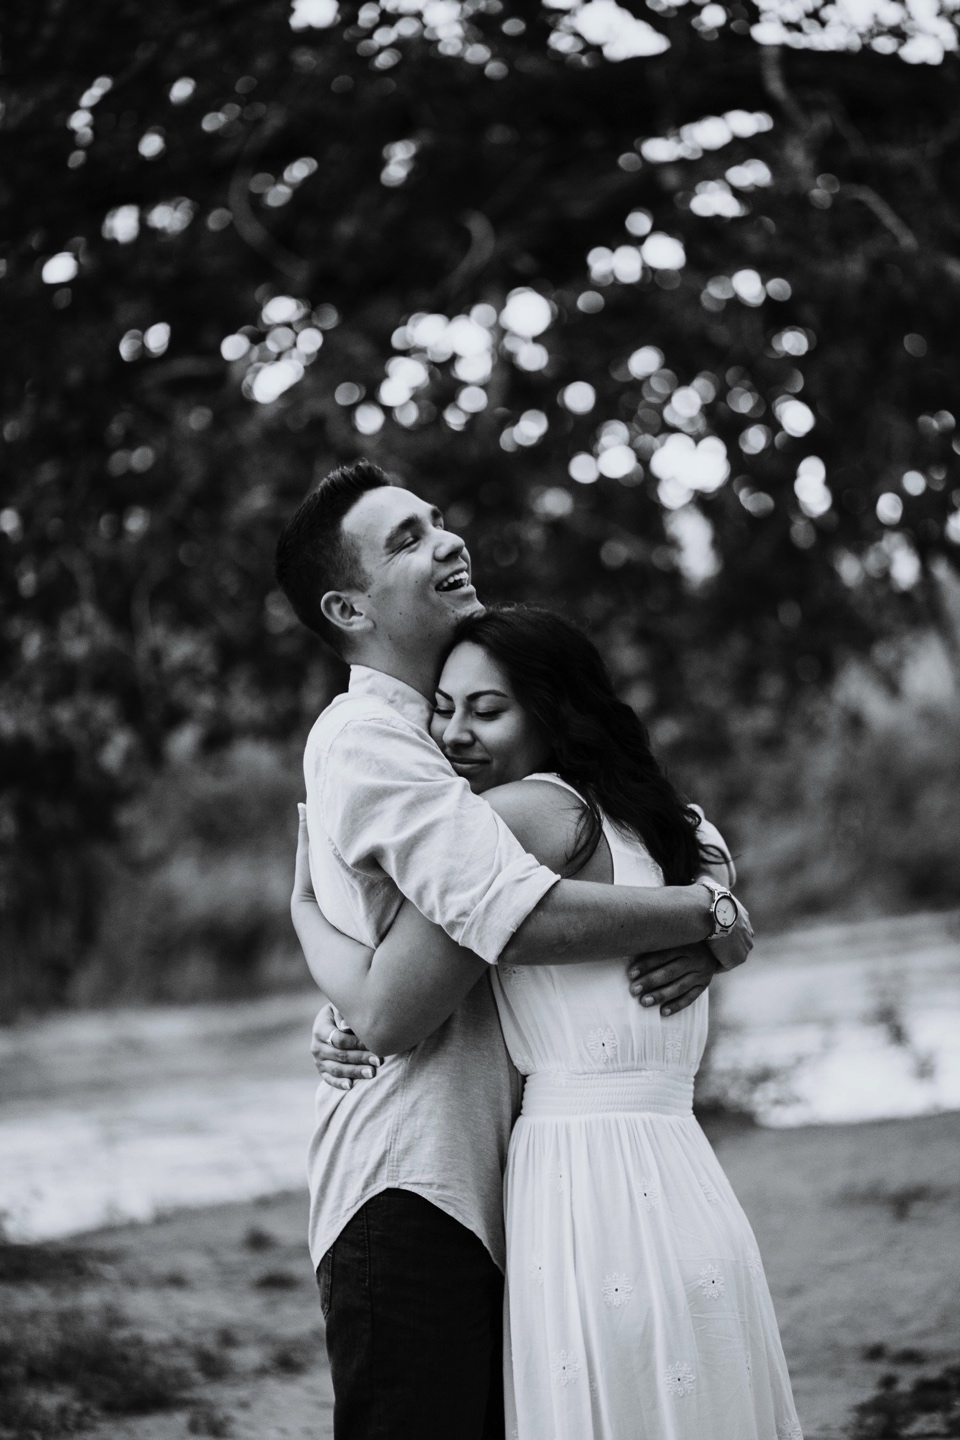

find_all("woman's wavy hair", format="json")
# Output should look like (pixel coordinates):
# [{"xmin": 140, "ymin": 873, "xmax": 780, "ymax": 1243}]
[{"xmin": 450, "ymin": 605, "xmax": 715, "ymax": 883}]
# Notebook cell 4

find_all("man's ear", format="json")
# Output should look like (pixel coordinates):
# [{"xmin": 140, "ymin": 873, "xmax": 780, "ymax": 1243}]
[{"xmin": 320, "ymin": 589, "xmax": 372, "ymax": 641}]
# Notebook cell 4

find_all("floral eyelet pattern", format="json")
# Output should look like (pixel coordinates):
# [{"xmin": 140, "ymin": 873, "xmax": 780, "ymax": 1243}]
[
  {"xmin": 664, "ymin": 1034, "xmax": 682, "ymax": 1062},
  {"xmin": 637, "ymin": 1176, "xmax": 661, "ymax": 1211},
  {"xmin": 550, "ymin": 1350, "xmax": 581, "ymax": 1386},
  {"xmin": 528, "ymin": 1254, "xmax": 545, "ymax": 1287},
  {"xmin": 602, "ymin": 1272, "xmax": 634, "ymax": 1307},
  {"xmin": 664, "ymin": 1361, "xmax": 696, "ymax": 1396},
  {"xmin": 777, "ymin": 1422, "xmax": 803, "ymax": 1439},
  {"xmin": 747, "ymin": 1247, "xmax": 764, "ymax": 1276},
  {"xmin": 698, "ymin": 1262, "xmax": 724, "ymax": 1300},
  {"xmin": 699, "ymin": 1178, "xmax": 720, "ymax": 1203},
  {"xmin": 586, "ymin": 1027, "xmax": 618, "ymax": 1063}
]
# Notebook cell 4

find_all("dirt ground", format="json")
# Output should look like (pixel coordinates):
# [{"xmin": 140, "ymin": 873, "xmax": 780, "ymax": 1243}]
[{"xmin": 3, "ymin": 1110, "xmax": 958, "ymax": 1440}]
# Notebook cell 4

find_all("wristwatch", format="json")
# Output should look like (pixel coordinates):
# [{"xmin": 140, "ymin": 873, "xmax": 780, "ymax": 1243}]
[{"xmin": 699, "ymin": 878, "xmax": 739, "ymax": 937}]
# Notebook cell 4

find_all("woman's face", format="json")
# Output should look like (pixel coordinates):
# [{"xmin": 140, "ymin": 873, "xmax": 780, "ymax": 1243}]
[{"xmin": 431, "ymin": 641, "xmax": 551, "ymax": 794}]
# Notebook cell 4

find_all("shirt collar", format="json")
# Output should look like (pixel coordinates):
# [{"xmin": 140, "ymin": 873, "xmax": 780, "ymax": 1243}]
[{"xmin": 348, "ymin": 665, "xmax": 433, "ymax": 731}]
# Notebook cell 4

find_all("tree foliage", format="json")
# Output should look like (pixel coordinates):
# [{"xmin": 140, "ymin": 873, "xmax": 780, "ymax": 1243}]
[{"xmin": 2, "ymin": 0, "xmax": 959, "ymax": 1004}]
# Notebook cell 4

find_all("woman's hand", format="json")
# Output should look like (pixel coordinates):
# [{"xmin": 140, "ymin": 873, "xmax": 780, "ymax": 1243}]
[
  {"xmin": 311, "ymin": 1003, "xmax": 382, "ymax": 1091},
  {"xmin": 627, "ymin": 943, "xmax": 719, "ymax": 1016}
]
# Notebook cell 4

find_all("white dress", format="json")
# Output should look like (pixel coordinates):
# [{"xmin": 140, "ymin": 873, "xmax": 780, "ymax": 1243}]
[{"xmin": 494, "ymin": 775, "xmax": 803, "ymax": 1440}]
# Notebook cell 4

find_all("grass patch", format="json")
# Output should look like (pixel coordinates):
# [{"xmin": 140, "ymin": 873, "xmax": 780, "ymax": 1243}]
[
  {"xmin": 0, "ymin": 1303, "xmax": 195, "ymax": 1439},
  {"xmin": 243, "ymin": 1226, "xmax": 278, "ymax": 1252},
  {"xmin": 847, "ymin": 1361, "xmax": 960, "ymax": 1437},
  {"xmin": 0, "ymin": 1242, "xmax": 100, "ymax": 1284},
  {"xmin": 193, "ymin": 1342, "xmax": 232, "ymax": 1381},
  {"xmin": 187, "ymin": 1402, "xmax": 234, "ymax": 1436},
  {"xmin": 837, "ymin": 1183, "xmax": 951, "ymax": 1223},
  {"xmin": 254, "ymin": 1270, "xmax": 300, "ymax": 1290},
  {"xmin": 269, "ymin": 1336, "xmax": 315, "ymax": 1375}
]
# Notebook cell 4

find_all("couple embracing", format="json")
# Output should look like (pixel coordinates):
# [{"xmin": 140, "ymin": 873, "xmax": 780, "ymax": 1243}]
[{"xmin": 275, "ymin": 460, "xmax": 802, "ymax": 1440}]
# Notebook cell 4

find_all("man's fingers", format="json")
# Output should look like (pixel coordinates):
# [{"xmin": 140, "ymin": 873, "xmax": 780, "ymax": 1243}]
[
  {"xmin": 640, "ymin": 973, "xmax": 702, "ymax": 1007},
  {"xmin": 628, "ymin": 949, "xmax": 686, "ymax": 979},
  {"xmin": 630, "ymin": 959, "xmax": 693, "ymax": 997},
  {"xmin": 659, "ymin": 983, "xmax": 708, "ymax": 1016}
]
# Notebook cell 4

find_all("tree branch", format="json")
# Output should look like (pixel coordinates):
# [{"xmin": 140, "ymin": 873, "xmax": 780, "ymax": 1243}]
[{"xmin": 843, "ymin": 184, "xmax": 919, "ymax": 253}]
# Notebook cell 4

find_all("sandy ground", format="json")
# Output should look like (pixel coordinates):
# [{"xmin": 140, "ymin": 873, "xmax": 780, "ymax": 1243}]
[{"xmin": 4, "ymin": 1109, "xmax": 958, "ymax": 1440}]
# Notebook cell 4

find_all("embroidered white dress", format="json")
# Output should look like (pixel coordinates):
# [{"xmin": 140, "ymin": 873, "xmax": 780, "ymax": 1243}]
[{"xmin": 495, "ymin": 775, "xmax": 803, "ymax": 1440}]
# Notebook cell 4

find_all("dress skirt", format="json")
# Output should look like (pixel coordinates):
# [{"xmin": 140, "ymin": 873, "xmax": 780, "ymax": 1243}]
[{"xmin": 502, "ymin": 1071, "xmax": 803, "ymax": 1440}]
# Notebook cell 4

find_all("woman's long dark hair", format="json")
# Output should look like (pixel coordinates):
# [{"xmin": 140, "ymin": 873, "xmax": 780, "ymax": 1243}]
[{"xmin": 450, "ymin": 606, "xmax": 714, "ymax": 884}]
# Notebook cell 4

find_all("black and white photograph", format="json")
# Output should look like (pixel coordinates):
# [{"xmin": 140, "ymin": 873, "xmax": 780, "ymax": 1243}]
[{"xmin": 2, "ymin": 1, "xmax": 959, "ymax": 1437}]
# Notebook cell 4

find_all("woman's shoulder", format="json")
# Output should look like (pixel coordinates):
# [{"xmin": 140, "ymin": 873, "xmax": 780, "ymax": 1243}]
[{"xmin": 483, "ymin": 776, "xmax": 589, "ymax": 876}]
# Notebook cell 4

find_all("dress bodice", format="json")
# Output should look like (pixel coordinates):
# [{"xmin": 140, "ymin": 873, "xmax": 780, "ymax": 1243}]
[{"xmin": 491, "ymin": 774, "xmax": 708, "ymax": 1078}]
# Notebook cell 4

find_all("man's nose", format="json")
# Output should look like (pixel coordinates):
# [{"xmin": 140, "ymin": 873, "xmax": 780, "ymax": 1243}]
[{"xmin": 435, "ymin": 527, "xmax": 465, "ymax": 560}]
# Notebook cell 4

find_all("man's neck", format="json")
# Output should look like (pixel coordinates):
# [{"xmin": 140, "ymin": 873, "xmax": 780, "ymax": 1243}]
[{"xmin": 347, "ymin": 646, "xmax": 442, "ymax": 701}]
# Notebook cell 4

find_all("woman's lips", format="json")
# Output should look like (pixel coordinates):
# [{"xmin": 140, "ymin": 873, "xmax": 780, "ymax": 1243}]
[{"xmin": 448, "ymin": 756, "xmax": 488, "ymax": 772}]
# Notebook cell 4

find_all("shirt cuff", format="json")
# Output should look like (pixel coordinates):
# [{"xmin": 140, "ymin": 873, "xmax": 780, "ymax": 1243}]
[{"xmin": 457, "ymin": 858, "xmax": 560, "ymax": 964}]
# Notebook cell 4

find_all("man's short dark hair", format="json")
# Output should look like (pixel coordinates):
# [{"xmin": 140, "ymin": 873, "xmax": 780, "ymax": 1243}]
[{"xmin": 275, "ymin": 459, "xmax": 390, "ymax": 654}]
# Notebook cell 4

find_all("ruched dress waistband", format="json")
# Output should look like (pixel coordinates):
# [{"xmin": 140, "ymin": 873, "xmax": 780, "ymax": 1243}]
[{"xmin": 520, "ymin": 1069, "xmax": 694, "ymax": 1119}]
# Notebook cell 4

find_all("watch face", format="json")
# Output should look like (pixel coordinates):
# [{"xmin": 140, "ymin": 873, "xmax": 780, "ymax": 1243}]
[{"xmin": 715, "ymin": 895, "xmax": 738, "ymax": 929}]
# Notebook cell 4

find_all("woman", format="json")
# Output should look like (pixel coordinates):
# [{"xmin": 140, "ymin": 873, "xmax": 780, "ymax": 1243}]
[{"xmin": 293, "ymin": 606, "xmax": 802, "ymax": 1440}]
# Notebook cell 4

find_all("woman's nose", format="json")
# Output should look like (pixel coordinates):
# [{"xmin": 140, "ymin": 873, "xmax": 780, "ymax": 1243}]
[{"xmin": 442, "ymin": 711, "xmax": 475, "ymax": 749}]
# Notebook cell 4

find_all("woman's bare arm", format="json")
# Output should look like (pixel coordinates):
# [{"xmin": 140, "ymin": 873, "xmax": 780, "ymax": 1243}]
[
  {"xmin": 292, "ymin": 783, "xmax": 602, "ymax": 1055},
  {"xmin": 294, "ymin": 785, "xmax": 743, "ymax": 1054}
]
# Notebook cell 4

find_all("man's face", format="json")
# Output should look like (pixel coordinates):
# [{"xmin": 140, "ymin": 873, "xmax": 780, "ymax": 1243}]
[{"xmin": 339, "ymin": 487, "xmax": 482, "ymax": 653}]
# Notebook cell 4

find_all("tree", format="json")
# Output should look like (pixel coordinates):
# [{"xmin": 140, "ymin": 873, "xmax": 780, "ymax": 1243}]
[{"xmin": 2, "ymin": 0, "xmax": 959, "ymax": 1006}]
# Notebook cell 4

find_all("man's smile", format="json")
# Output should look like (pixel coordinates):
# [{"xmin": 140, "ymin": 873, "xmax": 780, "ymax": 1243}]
[{"xmin": 435, "ymin": 567, "xmax": 472, "ymax": 594}]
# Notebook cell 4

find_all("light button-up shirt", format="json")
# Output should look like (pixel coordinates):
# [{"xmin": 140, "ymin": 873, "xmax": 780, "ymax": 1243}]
[
  {"xmin": 302, "ymin": 664, "xmax": 560, "ymax": 1271},
  {"xmin": 304, "ymin": 665, "xmax": 559, "ymax": 962}
]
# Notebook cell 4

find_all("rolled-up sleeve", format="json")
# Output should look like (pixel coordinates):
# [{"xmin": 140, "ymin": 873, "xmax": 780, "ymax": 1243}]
[{"xmin": 317, "ymin": 715, "xmax": 559, "ymax": 963}]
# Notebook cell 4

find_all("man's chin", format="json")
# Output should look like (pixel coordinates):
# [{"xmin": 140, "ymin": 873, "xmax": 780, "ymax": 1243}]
[{"xmin": 450, "ymin": 590, "xmax": 483, "ymax": 619}]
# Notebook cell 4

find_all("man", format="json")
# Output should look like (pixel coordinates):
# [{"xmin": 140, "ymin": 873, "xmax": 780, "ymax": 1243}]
[{"xmin": 274, "ymin": 459, "xmax": 750, "ymax": 1440}]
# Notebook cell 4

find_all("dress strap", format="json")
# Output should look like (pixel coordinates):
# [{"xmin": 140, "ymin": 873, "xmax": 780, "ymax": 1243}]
[
  {"xmin": 523, "ymin": 773, "xmax": 623, "ymax": 872},
  {"xmin": 522, "ymin": 771, "xmax": 584, "ymax": 800},
  {"xmin": 523, "ymin": 774, "xmax": 662, "ymax": 887}
]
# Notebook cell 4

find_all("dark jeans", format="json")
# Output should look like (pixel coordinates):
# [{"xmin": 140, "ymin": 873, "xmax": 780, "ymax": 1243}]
[{"xmin": 317, "ymin": 1189, "xmax": 505, "ymax": 1440}]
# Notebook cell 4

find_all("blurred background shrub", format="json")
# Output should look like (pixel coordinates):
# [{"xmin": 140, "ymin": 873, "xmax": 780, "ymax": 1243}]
[{"xmin": 25, "ymin": 619, "xmax": 956, "ymax": 1012}]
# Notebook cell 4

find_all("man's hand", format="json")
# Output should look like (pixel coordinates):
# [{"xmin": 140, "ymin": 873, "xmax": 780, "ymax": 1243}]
[
  {"xmin": 627, "ymin": 943, "xmax": 719, "ymax": 1016},
  {"xmin": 311, "ymin": 1003, "xmax": 382, "ymax": 1091},
  {"xmin": 704, "ymin": 893, "xmax": 754, "ymax": 971}
]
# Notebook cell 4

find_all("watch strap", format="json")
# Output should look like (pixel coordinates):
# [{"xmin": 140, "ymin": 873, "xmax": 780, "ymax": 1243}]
[{"xmin": 699, "ymin": 878, "xmax": 736, "ymax": 938}]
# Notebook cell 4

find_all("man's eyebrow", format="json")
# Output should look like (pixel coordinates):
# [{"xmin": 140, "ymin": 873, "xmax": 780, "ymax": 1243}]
[{"xmin": 383, "ymin": 513, "xmax": 425, "ymax": 550}]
